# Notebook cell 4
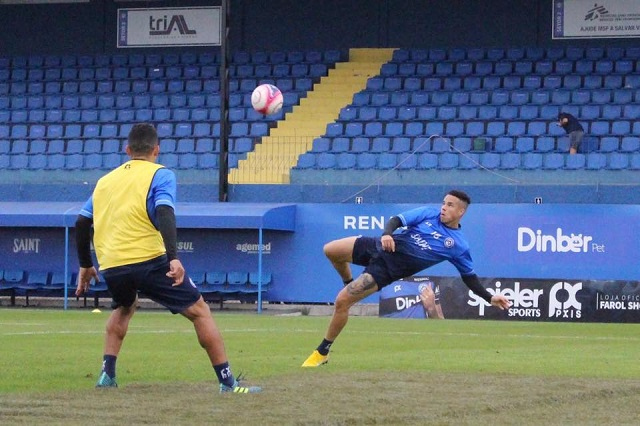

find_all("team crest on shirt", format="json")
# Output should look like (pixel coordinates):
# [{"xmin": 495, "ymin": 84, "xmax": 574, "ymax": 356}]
[{"xmin": 444, "ymin": 237, "xmax": 455, "ymax": 248}]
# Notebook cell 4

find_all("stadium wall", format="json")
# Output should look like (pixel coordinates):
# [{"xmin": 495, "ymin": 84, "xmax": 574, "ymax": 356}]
[
  {"xmin": 2, "ymin": 202, "xmax": 640, "ymax": 322},
  {"xmin": 0, "ymin": 0, "xmax": 636, "ymax": 55}
]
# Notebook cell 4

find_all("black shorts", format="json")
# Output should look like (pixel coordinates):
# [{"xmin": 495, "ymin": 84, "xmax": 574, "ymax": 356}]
[
  {"xmin": 352, "ymin": 236, "xmax": 429, "ymax": 290},
  {"xmin": 101, "ymin": 255, "xmax": 201, "ymax": 314}
]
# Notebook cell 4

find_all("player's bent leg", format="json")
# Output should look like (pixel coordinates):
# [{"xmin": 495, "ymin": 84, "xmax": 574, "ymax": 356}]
[
  {"xmin": 104, "ymin": 304, "xmax": 136, "ymax": 356},
  {"xmin": 182, "ymin": 296, "xmax": 228, "ymax": 366},
  {"xmin": 323, "ymin": 236, "xmax": 358, "ymax": 284},
  {"xmin": 302, "ymin": 273, "xmax": 379, "ymax": 368}
]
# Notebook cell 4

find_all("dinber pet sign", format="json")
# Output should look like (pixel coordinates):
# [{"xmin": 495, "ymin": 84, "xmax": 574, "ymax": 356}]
[{"xmin": 117, "ymin": 7, "xmax": 221, "ymax": 47}]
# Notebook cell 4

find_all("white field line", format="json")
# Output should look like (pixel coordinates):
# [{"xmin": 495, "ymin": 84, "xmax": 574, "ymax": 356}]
[{"xmin": 2, "ymin": 327, "xmax": 640, "ymax": 342}]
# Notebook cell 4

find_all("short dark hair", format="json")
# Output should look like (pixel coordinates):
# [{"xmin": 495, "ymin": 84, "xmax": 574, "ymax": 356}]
[
  {"xmin": 127, "ymin": 123, "xmax": 158, "ymax": 155},
  {"xmin": 448, "ymin": 189, "xmax": 471, "ymax": 205}
]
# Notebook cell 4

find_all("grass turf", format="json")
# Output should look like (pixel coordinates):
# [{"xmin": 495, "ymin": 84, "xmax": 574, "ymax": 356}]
[{"xmin": 1, "ymin": 308, "xmax": 639, "ymax": 425}]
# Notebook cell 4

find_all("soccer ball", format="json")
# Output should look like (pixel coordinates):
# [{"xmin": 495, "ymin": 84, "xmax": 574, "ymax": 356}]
[{"xmin": 251, "ymin": 84, "xmax": 283, "ymax": 115}]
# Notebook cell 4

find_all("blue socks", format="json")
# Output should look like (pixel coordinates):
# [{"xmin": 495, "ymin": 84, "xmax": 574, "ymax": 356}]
[
  {"xmin": 317, "ymin": 339, "xmax": 333, "ymax": 356},
  {"xmin": 213, "ymin": 362, "xmax": 235, "ymax": 387},
  {"xmin": 102, "ymin": 354, "xmax": 117, "ymax": 378}
]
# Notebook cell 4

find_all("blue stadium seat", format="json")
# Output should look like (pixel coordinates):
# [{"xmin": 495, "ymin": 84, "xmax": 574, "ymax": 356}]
[
  {"xmin": 543, "ymin": 153, "xmax": 564, "ymax": 170},
  {"xmin": 622, "ymin": 105, "xmax": 640, "ymax": 120},
  {"xmin": 364, "ymin": 122, "xmax": 383, "ymax": 137},
  {"xmin": 611, "ymin": 121, "xmax": 630, "ymax": 136},
  {"xmin": 396, "ymin": 153, "xmax": 418, "ymax": 170},
  {"xmin": 507, "ymin": 122, "xmax": 526, "ymax": 137},
  {"xmin": 196, "ymin": 152, "xmax": 218, "ymax": 169},
  {"xmin": 315, "ymin": 153, "xmax": 337, "ymax": 169},
  {"xmin": 412, "ymin": 137, "xmax": 431, "ymax": 153},
  {"xmin": 598, "ymin": 136, "xmax": 620, "ymax": 152},
  {"xmin": 384, "ymin": 121, "xmax": 404, "ymax": 137},
  {"xmin": 482, "ymin": 76, "xmax": 501, "ymax": 90},
  {"xmin": 469, "ymin": 91, "xmax": 489, "ymax": 106},
  {"xmin": 453, "ymin": 137, "xmax": 472, "ymax": 152},
  {"xmin": 586, "ymin": 152, "xmax": 607, "ymax": 170},
  {"xmin": 232, "ymin": 138, "xmax": 254, "ymax": 153},
  {"xmin": 391, "ymin": 137, "xmax": 411, "ymax": 153},
  {"xmin": 437, "ymin": 106, "xmax": 456, "ymax": 120},
  {"xmin": 535, "ymin": 137, "xmax": 555, "ymax": 153},
  {"xmin": 555, "ymin": 60, "xmax": 573, "ymax": 74},
  {"xmin": 494, "ymin": 137, "xmax": 513, "ymax": 152},
  {"xmin": 595, "ymin": 60, "xmax": 614, "ymax": 74},
  {"xmin": 513, "ymin": 61, "xmax": 532, "ymax": 75},
  {"xmin": 620, "ymin": 137, "xmax": 640, "ymax": 153},
  {"xmin": 195, "ymin": 138, "xmax": 216, "ymax": 153},
  {"xmin": 368, "ymin": 137, "xmax": 389, "ymax": 153},
  {"xmin": 335, "ymin": 152, "xmax": 356, "ymax": 169},
  {"xmin": 474, "ymin": 62, "xmax": 492, "ymax": 76},
  {"xmin": 589, "ymin": 122, "xmax": 609, "ymax": 136},
  {"xmin": 519, "ymin": 105, "xmax": 539, "ymax": 120},
  {"xmin": 355, "ymin": 153, "xmax": 377, "ymax": 170},
  {"xmin": 534, "ymin": 60, "xmax": 553, "ymax": 75},
  {"xmin": 427, "ymin": 137, "xmax": 449, "ymax": 153},
  {"xmin": 606, "ymin": 152, "xmax": 628, "ymax": 170},
  {"xmin": 515, "ymin": 137, "xmax": 535, "ymax": 152},
  {"xmin": 458, "ymin": 106, "xmax": 477, "ymax": 120},
  {"xmin": 480, "ymin": 152, "xmax": 500, "ymax": 169},
  {"xmin": 330, "ymin": 137, "xmax": 350, "ymax": 153},
  {"xmin": 582, "ymin": 47, "xmax": 604, "ymax": 60},
  {"xmin": 295, "ymin": 153, "xmax": 316, "ymax": 169},
  {"xmin": 11, "ymin": 139, "xmax": 28, "ymax": 153},
  {"xmin": 500, "ymin": 152, "xmax": 520, "ymax": 169},
  {"xmin": 325, "ymin": 123, "xmax": 342, "ymax": 137},
  {"xmin": 571, "ymin": 90, "xmax": 591, "ymax": 105},
  {"xmin": 445, "ymin": 122, "xmax": 464, "ymax": 137},
  {"xmin": 527, "ymin": 121, "xmax": 547, "ymax": 136},
  {"xmin": 550, "ymin": 90, "xmax": 571, "ymax": 105},
  {"xmin": 437, "ymin": 153, "xmax": 458, "ymax": 169},
  {"xmin": 358, "ymin": 106, "xmax": 377, "ymax": 121},
  {"xmin": 493, "ymin": 61, "xmax": 512, "ymax": 75},
  {"xmin": 425, "ymin": 122, "xmax": 444, "ymax": 136},
  {"xmin": 465, "ymin": 122, "xmax": 484, "ymax": 137},
  {"xmin": 416, "ymin": 153, "xmax": 438, "ymax": 169},
  {"xmin": 457, "ymin": 153, "xmax": 479, "ymax": 169},
  {"xmin": 350, "ymin": 137, "xmax": 370, "ymax": 153},
  {"xmin": 450, "ymin": 92, "xmax": 469, "ymax": 106},
  {"xmin": 377, "ymin": 153, "xmax": 397, "ymax": 169},
  {"xmin": 416, "ymin": 106, "xmax": 436, "ymax": 120},
  {"xmin": 311, "ymin": 137, "xmax": 330, "ymax": 153},
  {"xmin": 522, "ymin": 153, "xmax": 543, "ymax": 170}
]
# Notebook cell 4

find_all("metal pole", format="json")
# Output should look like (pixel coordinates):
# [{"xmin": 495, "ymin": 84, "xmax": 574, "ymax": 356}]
[{"xmin": 218, "ymin": 0, "xmax": 230, "ymax": 202}]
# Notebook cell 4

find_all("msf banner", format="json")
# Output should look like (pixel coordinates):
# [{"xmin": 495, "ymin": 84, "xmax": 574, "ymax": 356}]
[{"xmin": 407, "ymin": 277, "xmax": 640, "ymax": 323}]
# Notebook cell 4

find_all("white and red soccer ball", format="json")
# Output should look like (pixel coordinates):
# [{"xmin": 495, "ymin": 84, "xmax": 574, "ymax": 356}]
[{"xmin": 251, "ymin": 84, "xmax": 283, "ymax": 115}]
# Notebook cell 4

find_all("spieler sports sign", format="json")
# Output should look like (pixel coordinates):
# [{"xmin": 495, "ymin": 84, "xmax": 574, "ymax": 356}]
[{"xmin": 117, "ymin": 7, "xmax": 221, "ymax": 47}]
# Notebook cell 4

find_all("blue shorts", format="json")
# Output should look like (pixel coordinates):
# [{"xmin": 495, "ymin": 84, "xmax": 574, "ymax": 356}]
[
  {"xmin": 352, "ymin": 236, "xmax": 431, "ymax": 290},
  {"xmin": 101, "ymin": 255, "xmax": 201, "ymax": 314}
]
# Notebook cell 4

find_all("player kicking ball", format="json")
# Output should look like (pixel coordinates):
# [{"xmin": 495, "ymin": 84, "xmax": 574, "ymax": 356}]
[{"xmin": 302, "ymin": 189, "xmax": 511, "ymax": 367}]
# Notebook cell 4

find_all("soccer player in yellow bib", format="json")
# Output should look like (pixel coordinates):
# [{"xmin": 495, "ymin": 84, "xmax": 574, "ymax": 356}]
[{"xmin": 75, "ymin": 123, "xmax": 260, "ymax": 394}]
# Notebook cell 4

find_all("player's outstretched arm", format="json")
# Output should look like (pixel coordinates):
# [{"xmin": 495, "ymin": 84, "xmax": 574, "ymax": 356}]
[
  {"xmin": 462, "ymin": 274, "xmax": 511, "ymax": 310},
  {"xmin": 490, "ymin": 294, "xmax": 511, "ymax": 310}
]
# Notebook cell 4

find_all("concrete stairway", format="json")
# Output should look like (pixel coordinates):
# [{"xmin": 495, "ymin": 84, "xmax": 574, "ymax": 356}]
[{"xmin": 228, "ymin": 48, "xmax": 395, "ymax": 184}]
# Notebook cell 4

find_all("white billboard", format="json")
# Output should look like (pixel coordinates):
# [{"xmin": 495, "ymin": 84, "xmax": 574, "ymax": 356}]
[
  {"xmin": 117, "ymin": 6, "xmax": 221, "ymax": 47},
  {"xmin": 553, "ymin": 0, "xmax": 640, "ymax": 39}
]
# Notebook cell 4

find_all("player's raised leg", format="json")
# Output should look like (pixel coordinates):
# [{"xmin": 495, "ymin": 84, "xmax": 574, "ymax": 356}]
[{"xmin": 323, "ymin": 236, "xmax": 358, "ymax": 285}]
